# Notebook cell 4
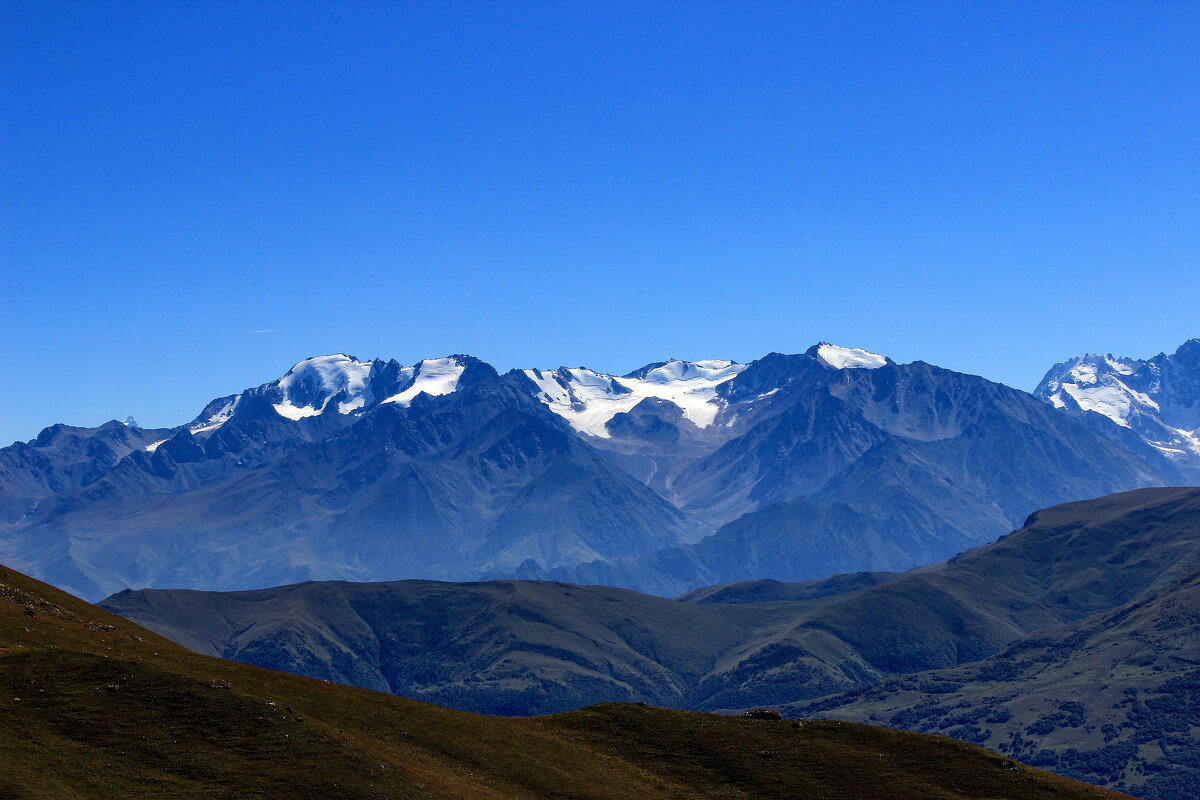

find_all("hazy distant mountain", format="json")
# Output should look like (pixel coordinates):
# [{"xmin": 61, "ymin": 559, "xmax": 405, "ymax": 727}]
[
  {"xmin": 0, "ymin": 344, "xmax": 1180, "ymax": 600},
  {"xmin": 0, "ymin": 355, "xmax": 688, "ymax": 600},
  {"xmin": 1035, "ymin": 338, "xmax": 1200, "ymax": 482},
  {"xmin": 0, "ymin": 420, "xmax": 170, "ymax": 524}
]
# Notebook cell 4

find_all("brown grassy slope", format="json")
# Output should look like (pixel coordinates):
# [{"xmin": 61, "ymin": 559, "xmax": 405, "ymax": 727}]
[{"xmin": 0, "ymin": 564, "xmax": 1131, "ymax": 800}]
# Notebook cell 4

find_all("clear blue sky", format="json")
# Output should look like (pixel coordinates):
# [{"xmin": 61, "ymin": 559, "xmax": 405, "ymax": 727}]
[{"xmin": 2, "ymin": 0, "xmax": 1198, "ymax": 445}]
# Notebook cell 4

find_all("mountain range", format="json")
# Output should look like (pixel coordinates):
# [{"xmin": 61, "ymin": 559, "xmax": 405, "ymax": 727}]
[
  {"xmin": 3, "ymin": 340, "xmax": 1194, "ymax": 600},
  {"xmin": 102, "ymin": 487, "xmax": 1200, "ymax": 799}
]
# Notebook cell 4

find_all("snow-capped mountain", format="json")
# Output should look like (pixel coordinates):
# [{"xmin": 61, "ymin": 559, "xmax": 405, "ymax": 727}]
[
  {"xmin": 159, "ymin": 346, "xmax": 891, "ymax": 448},
  {"xmin": 0, "ymin": 343, "xmax": 1177, "ymax": 600},
  {"xmin": 187, "ymin": 354, "xmax": 481, "ymax": 434},
  {"xmin": 1035, "ymin": 338, "xmax": 1200, "ymax": 479}
]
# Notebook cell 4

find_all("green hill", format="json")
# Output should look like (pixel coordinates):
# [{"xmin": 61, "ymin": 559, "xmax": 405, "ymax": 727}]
[{"xmin": 0, "ymin": 563, "xmax": 1128, "ymax": 800}]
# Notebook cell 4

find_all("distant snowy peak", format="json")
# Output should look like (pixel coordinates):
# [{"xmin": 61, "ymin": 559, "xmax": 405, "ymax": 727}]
[
  {"xmin": 523, "ymin": 359, "xmax": 746, "ymax": 438},
  {"xmin": 272, "ymin": 353, "xmax": 479, "ymax": 415},
  {"xmin": 177, "ymin": 354, "xmax": 480, "ymax": 439},
  {"xmin": 1035, "ymin": 339, "xmax": 1200, "ymax": 466},
  {"xmin": 1037, "ymin": 353, "xmax": 1151, "ymax": 426},
  {"xmin": 273, "ymin": 354, "xmax": 377, "ymax": 420},
  {"xmin": 812, "ymin": 342, "xmax": 888, "ymax": 370},
  {"xmin": 167, "ymin": 344, "xmax": 902, "ymax": 447},
  {"xmin": 623, "ymin": 359, "xmax": 744, "ymax": 383}
]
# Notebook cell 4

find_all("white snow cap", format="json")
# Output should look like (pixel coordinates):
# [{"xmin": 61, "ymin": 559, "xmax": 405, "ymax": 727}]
[
  {"xmin": 182, "ymin": 353, "xmax": 473, "ymax": 433},
  {"xmin": 1041, "ymin": 354, "xmax": 1156, "ymax": 427},
  {"xmin": 524, "ymin": 359, "xmax": 745, "ymax": 438},
  {"xmin": 273, "ymin": 354, "xmax": 375, "ymax": 420},
  {"xmin": 382, "ymin": 357, "xmax": 467, "ymax": 406},
  {"xmin": 815, "ymin": 343, "xmax": 888, "ymax": 370}
]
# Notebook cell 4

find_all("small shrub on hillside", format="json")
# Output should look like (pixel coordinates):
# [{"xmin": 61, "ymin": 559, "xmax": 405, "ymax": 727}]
[
  {"xmin": 1026, "ymin": 712, "xmax": 1067, "ymax": 736},
  {"xmin": 985, "ymin": 708, "xmax": 1013, "ymax": 724}
]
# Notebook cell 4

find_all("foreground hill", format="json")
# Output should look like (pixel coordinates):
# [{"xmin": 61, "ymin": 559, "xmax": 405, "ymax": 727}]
[{"xmin": 0, "ymin": 565, "xmax": 1125, "ymax": 800}]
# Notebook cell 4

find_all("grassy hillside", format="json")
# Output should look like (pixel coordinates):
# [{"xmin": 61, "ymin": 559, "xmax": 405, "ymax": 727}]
[
  {"xmin": 100, "ymin": 578, "xmax": 810, "ymax": 714},
  {"xmin": 0, "ymin": 563, "xmax": 1129, "ymax": 800}
]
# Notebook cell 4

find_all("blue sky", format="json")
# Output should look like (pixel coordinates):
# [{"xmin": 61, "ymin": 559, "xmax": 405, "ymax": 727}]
[{"xmin": 2, "ymin": 0, "xmax": 1198, "ymax": 444}]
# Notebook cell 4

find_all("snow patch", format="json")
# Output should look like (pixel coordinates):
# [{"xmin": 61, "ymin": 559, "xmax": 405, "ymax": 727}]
[
  {"xmin": 815, "ymin": 343, "xmax": 887, "ymax": 370},
  {"xmin": 190, "ymin": 396, "xmax": 241, "ymax": 435},
  {"xmin": 272, "ymin": 400, "xmax": 325, "ymax": 420},
  {"xmin": 1059, "ymin": 382, "xmax": 1160, "ymax": 428},
  {"xmin": 525, "ymin": 359, "xmax": 745, "ymax": 438},
  {"xmin": 383, "ymin": 358, "xmax": 466, "ymax": 406}
]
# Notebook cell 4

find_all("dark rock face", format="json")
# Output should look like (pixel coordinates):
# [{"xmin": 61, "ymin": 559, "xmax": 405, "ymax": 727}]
[{"xmin": 605, "ymin": 398, "xmax": 683, "ymax": 443}]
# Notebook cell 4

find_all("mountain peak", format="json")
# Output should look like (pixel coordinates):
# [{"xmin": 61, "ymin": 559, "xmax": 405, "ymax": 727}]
[
  {"xmin": 380, "ymin": 355, "xmax": 480, "ymax": 407},
  {"xmin": 625, "ymin": 359, "xmax": 743, "ymax": 383},
  {"xmin": 807, "ymin": 342, "xmax": 888, "ymax": 370},
  {"xmin": 1175, "ymin": 337, "xmax": 1200, "ymax": 368},
  {"xmin": 273, "ymin": 354, "xmax": 377, "ymax": 419},
  {"xmin": 1034, "ymin": 337, "xmax": 1200, "ymax": 474}
]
